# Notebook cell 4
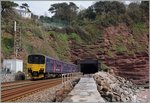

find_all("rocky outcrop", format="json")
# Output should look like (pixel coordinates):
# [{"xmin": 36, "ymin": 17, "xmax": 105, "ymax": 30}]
[
  {"xmin": 70, "ymin": 42, "xmax": 148, "ymax": 85},
  {"xmin": 102, "ymin": 23, "xmax": 149, "ymax": 85},
  {"xmin": 94, "ymin": 72, "xmax": 138, "ymax": 102},
  {"xmin": 103, "ymin": 53, "xmax": 149, "ymax": 85}
]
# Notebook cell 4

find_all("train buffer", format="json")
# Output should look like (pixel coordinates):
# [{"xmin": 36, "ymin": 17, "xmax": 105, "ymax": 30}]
[{"xmin": 63, "ymin": 75, "xmax": 105, "ymax": 102}]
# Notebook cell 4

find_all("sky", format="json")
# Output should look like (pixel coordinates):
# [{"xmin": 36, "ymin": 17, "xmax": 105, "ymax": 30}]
[
  {"xmin": 14, "ymin": 1, "xmax": 131, "ymax": 17},
  {"xmin": 14, "ymin": 1, "xmax": 95, "ymax": 17}
]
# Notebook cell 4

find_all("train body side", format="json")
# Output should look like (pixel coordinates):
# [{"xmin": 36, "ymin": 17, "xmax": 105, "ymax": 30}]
[
  {"xmin": 45, "ymin": 56, "xmax": 78, "ymax": 74},
  {"xmin": 27, "ymin": 54, "xmax": 79, "ymax": 79},
  {"xmin": 45, "ymin": 57, "xmax": 54, "ymax": 73},
  {"xmin": 45, "ymin": 57, "xmax": 62, "ymax": 74}
]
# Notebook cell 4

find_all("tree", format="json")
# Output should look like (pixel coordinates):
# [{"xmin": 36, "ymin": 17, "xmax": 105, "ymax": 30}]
[
  {"xmin": 39, "ymin": 16, "xmax": 52, "ymax": 23},
  {"xmin": 1, "ymin": 1, "xmax": 18, "ymax": 12},
  {"xmin": 127, "ymin": 3, "xmax": 142, "ymax": 23},
  {"xmin": 78, "ymin": 9, "xmax": 86, "ymax": 20},
  {"xmin": 31, "ymin": 13, "xmax": 38, "ymax": 20},
  {"xmin": 48, "ymin": 2, "xmax": 79, "ymax": 23},
  {"xmin": 109, "ymin": 1, "xmax": 126, "ymax": 15},
  {"xmin": 93, "ymin": 1, "xmax": 125, "ymax": 15},
  {"xmin": 85, "ymin": 6, "xmax": 96, "ymax": 20},
  {"xmin": 68, "ymin": 2, "xmax": 79, "ymax": 22},
  {"xmin": 140, "ymin": 1, "xmax": 149, "ymax": 22},
  {"xmin": 140, "ymin": 1, "xmax": 149, "ymax": 15},
  {"xmin": 20, "ymin": 3, "xmax": 31, "ymax": 12}
]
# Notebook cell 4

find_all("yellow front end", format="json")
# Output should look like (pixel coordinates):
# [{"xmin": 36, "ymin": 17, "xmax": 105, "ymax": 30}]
[{"xmin": 27, "ymin": 63, "xmax": 45, "ymax": 79}]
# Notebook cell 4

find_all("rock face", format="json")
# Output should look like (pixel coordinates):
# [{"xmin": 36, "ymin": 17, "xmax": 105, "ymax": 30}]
[
  {"xmin": 103, "ymin": 53, "xmax": 149, "ymax": 85},
  {"xmin": 94, "ymin": 72, "xmax": 138, "ymax": 102},
  {"xmin": 69, "ymin": 23, "xmax": 148, "ymax": 85},
  {"xmin": 101, "ymin": 23, "xmax": 149, "ymax": 85}
]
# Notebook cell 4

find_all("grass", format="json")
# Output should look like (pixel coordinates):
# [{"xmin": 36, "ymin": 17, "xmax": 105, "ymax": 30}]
[
  {"xmin": 131, "ymin": 22, "xmax": 148, "ymax": 35},
  {"xmin": 107, "ymin": 51, "xmax": 114, "ymax": 58},
  {"xmin": 31, "ymin": 27, "xmax": 43, "ymax": 39},
  {"xmin": 57, "ymin": 33, "xmax": 68, "ymax": 42},
  {"xmin": 115, "ymin": 44, "xmax": 127, "ymax": 54},
  {"xmin": 69, "ymin": 33, "xmax": 82, "ymax": 43},
  {"xmin": 48, "ymin": 32, "xmax": 70, "ymax": 61},
  {"xmin": 130, "ymin": 22, "xmax": 148, "ymax": 53},
  {"xmin": 26, "ymin": 44, "xmax": 33, "ymax": 53},
  {"xmin": 100, "ymin": 63, "xmax": 110, "ymax": 72},
  {"xmin": 112, "ymin": 35, "xmax": 127, "ymax": 54},
  {"xmin": 83, "ymin": 24, "xmax": 102, "ymax": 43},
  {"xmin": 99, "ymin": 48, "xmax": 104, "ymax": 53},
  {"xmin": 1, "ymin": 37, "xmax": 14, "ymax": 57}
]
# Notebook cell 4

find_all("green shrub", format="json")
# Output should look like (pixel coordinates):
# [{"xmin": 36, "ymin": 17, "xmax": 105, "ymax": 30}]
[
  {"xmin": 57, "ymin": 33, "xmax": 68, "ymax": 42},
  {"xmin": 115, "ymin": 44, "xmax": 127, "ymax": 53},
  {"xmin": 131, "ymin": 22, "xmax": 147, "ymax": 35},
  {"xmin": 100, "ymin": 63, "xmax": 110, "ymax": 72},
  {"xmin": 48, "ymin": 31, "xmax": 57, "ymax": 39},
  {"xmin": 31, "ymin": 27, "xmax": 43, "ymax": 39},
  {"xmin": 108, "ymin": 18, "xmax": 118, "ymax": 25},
  {"xmin": 49, "ymin": 33, "xmax": 70, "ymax": 60},
  {"xmin": 100, "ymin": 19, "xmax": 110, "ymax": 27},
  {"xmin": 69, "ymin": 33, "xmax": 82, "ymax": 42},
  {"xmin": 26, "ymin": 44, "xmax": 33, "ymax": 53},
  {"xmin": 107, "ymin": 51, "xmax": 114, "ymax": 58},
  {"xmin": 2, "ymin": 37, "xmax": 14, "ymax": 56}
]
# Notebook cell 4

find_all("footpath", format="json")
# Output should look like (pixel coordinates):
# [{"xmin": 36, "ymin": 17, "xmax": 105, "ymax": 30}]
[{"xmin": 63, "ymin": 75, "xmax": 105, "ymax": 102}]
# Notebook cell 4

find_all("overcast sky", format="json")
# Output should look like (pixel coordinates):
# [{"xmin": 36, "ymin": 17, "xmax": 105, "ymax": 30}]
[{"xmin": 14, "ymin": 1, "xmax": 131, "ymax": 17}]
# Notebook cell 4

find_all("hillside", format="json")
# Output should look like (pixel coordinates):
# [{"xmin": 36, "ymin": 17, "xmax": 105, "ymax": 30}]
[{"xmin": 1, "ymin": 1, "xmax": 149, "ymax": 85}]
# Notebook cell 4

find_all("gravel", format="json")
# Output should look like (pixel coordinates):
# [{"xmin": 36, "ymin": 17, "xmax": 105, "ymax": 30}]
[
  {"xmin": 1, "ymin": 73, "xmax": 15, "ymax": 82},
  {"xmin": 136, "ymin": 89, "xmax": 149, "ymax": 103},
  {"xmin": 16, "ymin": 84, "xmax": 63, "ymax": 102},
  {"xmin": 15, "ymin": 78, "xmax": 80, "ymax": 102}
]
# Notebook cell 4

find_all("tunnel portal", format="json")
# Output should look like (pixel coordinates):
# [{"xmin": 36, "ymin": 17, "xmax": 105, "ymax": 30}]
[{"xmin": 77, "ymin": 59, "xmax": 99, "ymax": 74}]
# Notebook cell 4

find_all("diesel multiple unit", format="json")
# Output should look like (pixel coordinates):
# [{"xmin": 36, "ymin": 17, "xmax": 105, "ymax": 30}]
[{"xmin": 27, "ymin": 54, "xmax": 79, "ymax": 79}]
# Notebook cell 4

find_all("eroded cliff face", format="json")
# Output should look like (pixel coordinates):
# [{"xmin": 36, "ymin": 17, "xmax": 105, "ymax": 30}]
[
  {"xmin": 70, "ymin": 23, "xmax": 149, "ymax": 85},
  {"xmin": 102, "ymin": 23, "xmax": 149, "ymax": 85},
  {"xmin": 103, "ymin": 53, "xmax": 149, "ymax": 85}
]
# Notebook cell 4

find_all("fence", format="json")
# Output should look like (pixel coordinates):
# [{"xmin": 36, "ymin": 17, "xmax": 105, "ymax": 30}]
[{"xmin": 62, "ymin": 72, "xmax": 82, "ymax": 89}]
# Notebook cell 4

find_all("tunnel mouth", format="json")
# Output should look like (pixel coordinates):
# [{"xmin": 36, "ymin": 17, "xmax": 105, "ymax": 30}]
[
  {"xmin": 77, "ymin": 59, "xmax": 99, "ymax": 74},
  {"xmin": 80, "ymin": 63, "xmax": 98, "ymax": 74}
]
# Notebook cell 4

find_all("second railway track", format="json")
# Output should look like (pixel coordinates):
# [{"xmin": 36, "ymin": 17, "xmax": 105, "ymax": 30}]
[{"xmin": 1, "ymin": 78, "xmax": 62, "ymax": 102}]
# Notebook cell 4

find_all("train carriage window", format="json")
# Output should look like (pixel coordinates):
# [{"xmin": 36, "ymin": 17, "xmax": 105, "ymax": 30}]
[
  {"xmin": 56, "ymin": 64, "xmax": 61, "ymax": 71},
  {"xmin": 49, "ymin": 60, "xmax": 54, "ymax": 67},
  {"xmin": 51, "ymin": 63, "xmax": 53, "ymax": 67},
  {"xmin": 28, "ymin": 55, "xmax": 45, "ymax": 64},
  {"xmin": 63, "ymin": 64, "xmax": 67, "ymax": 70}
]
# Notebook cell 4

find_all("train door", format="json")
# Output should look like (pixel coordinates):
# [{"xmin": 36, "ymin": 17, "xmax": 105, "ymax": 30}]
[
  {"xmin": 55, "ymin": 61, "xmax": 61, "ymax": 73},
  {"xmin": 46, "ymin": 58, "xmax": 54, "ymax": 73}
]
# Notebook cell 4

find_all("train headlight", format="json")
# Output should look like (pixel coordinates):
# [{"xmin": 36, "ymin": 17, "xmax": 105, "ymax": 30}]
[
  {"xmin": 39, "ymin": 68, "xmax": 44, "ymax": 74},
  {"xmin": 40, "ymin": 68, "xmax": 44, "ymax": 71}
]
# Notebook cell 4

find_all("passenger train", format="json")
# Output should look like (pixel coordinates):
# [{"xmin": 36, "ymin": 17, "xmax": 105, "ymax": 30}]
[{"xmin": 27, "ymin": 54, "xmax": 79, "ymax": 79}]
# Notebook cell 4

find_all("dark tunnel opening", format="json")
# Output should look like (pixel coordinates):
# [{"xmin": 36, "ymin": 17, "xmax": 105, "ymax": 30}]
[{"xmin": 80, "ymin": 63, "xmax": 98, "ymax": 74}]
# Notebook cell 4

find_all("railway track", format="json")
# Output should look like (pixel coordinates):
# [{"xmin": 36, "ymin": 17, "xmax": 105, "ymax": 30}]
[
  {"xmin": 1, "ymin": 78, "xmax": 62, "ymax": 102},
  {"xmin": 2, "ymin": 78, "xmax": 60, "ymax": 90}
]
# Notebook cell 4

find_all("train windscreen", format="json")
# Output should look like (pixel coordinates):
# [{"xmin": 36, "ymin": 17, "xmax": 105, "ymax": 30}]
[{"xmin": 28, "ymin": 55, "xmax": 45, "ymax": 64}]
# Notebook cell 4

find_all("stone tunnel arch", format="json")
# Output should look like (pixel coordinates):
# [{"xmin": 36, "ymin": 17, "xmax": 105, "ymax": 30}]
[{"xmin": 77, "ymin": 59, "xmax": 99, "ymax": 74}]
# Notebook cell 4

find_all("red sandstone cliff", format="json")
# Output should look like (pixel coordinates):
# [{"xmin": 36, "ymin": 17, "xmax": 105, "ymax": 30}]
[{"xmin": 70, "ymin": 23, "xmax": 149, "ymax": 85}]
